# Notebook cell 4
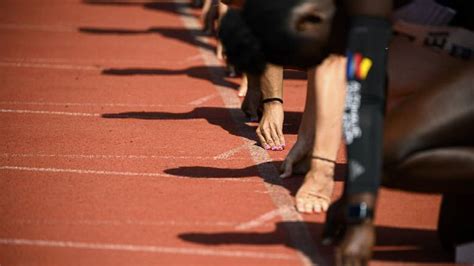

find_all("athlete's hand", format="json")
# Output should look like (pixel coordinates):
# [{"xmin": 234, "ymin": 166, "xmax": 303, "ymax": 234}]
[
  {"xmin": 279, "ymin": 135, "xmax": 312, "ymax": 178},
  {"xmin": 322, "ymin": 195, "xmax": 376, "ymax": 266},
  {"xmin": 336, "ymin": 222, "xmax": 375, "ymax": 266}
]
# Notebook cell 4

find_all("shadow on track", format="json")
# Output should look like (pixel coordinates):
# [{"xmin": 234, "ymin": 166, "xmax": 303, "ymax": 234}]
[
  {"xmin": 179, "ymin": 221, "xmax": 451, "ymax": 265},
  {"xmin": 79, "ymin": 26, "xmax": 216, "ymax": 53},
  {"xmin": 102, "ymin": 66, "xmax": 240, "ymax": 90},
  {"xmin": 163, "ymin": 162, "xmax": 347, "ymax": 193},
  {"xmin": 81, "ymin": 0, "xmax": 217, "ymax": 52},
  {"xmin": 101, "ymin": 108, "xmax": 301, "ymax": 141},
  {"xmin": 82, "ymin": 0, "xmax": 195, "ymax": 18}
]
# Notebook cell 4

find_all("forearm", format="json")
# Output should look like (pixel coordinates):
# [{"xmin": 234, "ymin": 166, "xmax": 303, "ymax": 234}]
[
  {"xmin": 260, "ymin": 64, "xmax": 283, "ymax": 100},
  {"xmin": 343, "ymin": 9, "xmax": 392, "ymax": 196},
  {"xmin": 311, "ymin": 58, "xmax": 346, "ymax": 163}
]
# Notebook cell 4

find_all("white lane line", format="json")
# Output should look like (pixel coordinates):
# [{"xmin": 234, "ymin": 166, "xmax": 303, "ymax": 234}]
[
  {"xmin": 176, "ymin": 3, "xmax": 324, "ymax": 265},
  {"xmin": 0, "ymin": 61, "xmax": 100, "ymax": 71},
  {"xmin": 0, "ymin": 166, "xmax": 172, "ymax": 177},
  {"xmin": 235, "ymin": 207, "xmax": 293, "ymax": 231},
  {"xmin": 0, "ymin": 57, "xmax": 153, "ymax": 65},
  {"xmin": 188, "ymin": 93, "xmax": 219, "ymax": 106},
  {"xmin": 0, "ymin": 23, "xmax": 75, "ymax": 32},
  {"xmin": 0, "ymin": 153, "xmax": 248, "ymax": 161},
  {"xmin": 8, "ymin": 219, "xmax": 244, "ymax": 228},
  {"xmin": 0, "ymin": 56, "xmax": 202, "ymax": 69},
  {"xmin": 0, "ymin": 101, "xmax": 189, "ymax": 108},
  {"xmin": 213, "ymin": 143, "xmax": 254, "ymax": 160},
  {"xmin": 185, "ymin": 54, "xmax": 205, "ymax": 63},
  {"xmin": 0, "ymin": 238, "xmax": 296, "ymax": 260},
  {"xmin": 0, "ymin": 166, "xmax": 258, "ymax": 183},
  {"xmin": 0, "ymin": 109, "xmax": 100, "ymax": 117}
]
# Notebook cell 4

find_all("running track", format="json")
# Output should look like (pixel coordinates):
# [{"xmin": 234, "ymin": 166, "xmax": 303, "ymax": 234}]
[{"xmin": 0, "ymin": 0, "xmax": 453, "ymax": 265}]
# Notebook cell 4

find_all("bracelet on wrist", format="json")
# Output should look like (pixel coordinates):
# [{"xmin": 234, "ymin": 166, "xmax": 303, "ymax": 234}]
[
  {"xmin": 311, "ymin": 155, "xmax": 336, "ymax": 164},
  {"xmin": 262, "ymin": 98, "xmax": 283, "ymax": 104}
]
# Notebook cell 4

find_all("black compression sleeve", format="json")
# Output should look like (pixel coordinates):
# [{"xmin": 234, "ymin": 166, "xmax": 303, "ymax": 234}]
[{"xmin": 343, "ymin": 16, "xmax": 392, "ymax": 195}]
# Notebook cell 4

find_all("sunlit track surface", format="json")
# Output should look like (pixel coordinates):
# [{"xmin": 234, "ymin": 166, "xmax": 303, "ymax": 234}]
[{"xmin": 0, "ymin": 0, "xmax": 450, "ymax": 265}]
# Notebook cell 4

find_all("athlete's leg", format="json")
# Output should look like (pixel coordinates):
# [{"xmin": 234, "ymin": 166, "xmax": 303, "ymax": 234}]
[{"xmin": 383, "ymin": 63, "xmax": 474, "ymax": 193}]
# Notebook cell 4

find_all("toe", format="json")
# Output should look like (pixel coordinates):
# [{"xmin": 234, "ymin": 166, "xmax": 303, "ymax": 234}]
[
  {"xmin": 321, "ymin": 200, "xmax": 330, "ymax": 212},
  {"xmin": 296, "ymin": 198, "xmax": 306, "ymax": 213},
  {"xmin": 314, "ymin": 201, "xmax": 322, "ymax": 213},
  {"xmin": 304, "ymin": 201, "xmax": 314, "ymax": 213}
]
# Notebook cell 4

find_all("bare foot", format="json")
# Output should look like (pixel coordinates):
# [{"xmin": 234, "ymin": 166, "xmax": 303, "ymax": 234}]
[
  {"xmin": 295, "ymin": 159, "xmax": 335, "ymax": 213},
  {"xmin": 291, "ymin": 55, "xmax": 346, "ymax": 213}
]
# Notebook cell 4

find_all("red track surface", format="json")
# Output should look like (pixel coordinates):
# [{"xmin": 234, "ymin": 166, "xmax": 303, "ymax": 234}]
[{"xmin": 0, "ymin": 0, "xmax": 454, "ymax": 265}]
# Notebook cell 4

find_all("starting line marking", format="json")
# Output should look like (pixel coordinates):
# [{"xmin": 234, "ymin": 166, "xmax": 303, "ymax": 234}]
[
  {"xmin": 0, "ymin": 61, "xmax": 99, "ymax": 71},
  {"xmin": 0, "ymin": 101, "xmax": 191, "ymax": 108},
  {"xmin": 0, "ymin": 165, "xmax": 172, "ymax": 177},
  {"xmin": 0, "ymin": 153, "xmax": 249, "ymax": 161},
  {"xmin": 213, "ymin": 143, "xmax": 255, "ymax": 160},
  {"xmin": 6, "ymin": 218, "xmax": 245, "ymax": 228},
  {"xmin": 0, "ymin": 23, "xmax": 75, "ymax": 32},
  {"xmin": 235, "ymin": 207, "xmax": 293, "ymax": 231},
  {"xmin": 188, "ymin": 93, "xmax": 220, "ymax": 106},
  {"xmin": 0, "ymin": 238, "xmax": 296, "ymax": 260},
  {"xmin": 0, "ymin": 166, "xmax": 259, "ymax": 183},
  {"xmin": 0, "ymin": 109, "xmax": 100, "ymax": 117}
]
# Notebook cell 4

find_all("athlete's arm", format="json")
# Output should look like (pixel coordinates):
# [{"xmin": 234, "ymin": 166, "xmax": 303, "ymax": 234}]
[{"xmin": 323, "ymin": 1, "xmax": 393, "ymax": 264}]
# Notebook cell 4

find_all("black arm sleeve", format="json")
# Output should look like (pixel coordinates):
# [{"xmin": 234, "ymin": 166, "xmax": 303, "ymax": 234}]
[{"xmin": 343, "ymin": 16, "xmax": 392, "ymax": 195}]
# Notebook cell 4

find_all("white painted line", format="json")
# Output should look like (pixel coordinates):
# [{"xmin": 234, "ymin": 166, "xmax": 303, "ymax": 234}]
[
  {"xmin": 185, "ymin": 54, "xmax": 205, "ymax": 63},
  {"xmin": 176, "ymin": 3, "xmax": 325, "ymax": 265},
  {"xmin": 0, "ymin": 109, "xmax": 100, "ymax": 117},
  {"xmin": 213, "ymin": 143, "xmax": 254, "ymax": 160},
  {"xmin": 8, "ymin": 218, "xmax": 243, "ymax": 228},
  {"xmin": 0, "ymin": 166, "xmax": 259, "ymax": 183},
  {"xmin": 235, "ymin": 207, "xmax": 293, "ymax": 231},
  {"xmin": 0, "ymin": 57, "xmax": 200, "ymax": 68},
  {"xmin": 0, "ymin": 101, "xmax": 189, "ymax": 108},
  {"xmin": 0, "ymin": 57, "xmax": 144, "ymax": 64},
  {"xmin": 0, "ymin": 166, "xmax": 172, "ymax": 177},
  {"xmin": 0, "ymin": 23, "xmax": 75, "ymax": 32},
  {"xmin": 0, "ymin": 61, "xmax": 100, "ymax": 71},
  {"xmin": 0, "ymin": 153, "xmax": 248, "ymax": 161},
  {"xmin": 188, "ymin": 93, "xmax": 219, "ymax": 106},
  {"xmin": 0, "ymin": 238, "xmax": 296, "ymax": 260}
]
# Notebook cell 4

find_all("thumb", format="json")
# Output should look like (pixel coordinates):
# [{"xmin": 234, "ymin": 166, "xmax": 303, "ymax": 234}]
[{"xmin": 279, "ymin": 158, "xmax": 294, "ymax": 179}]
